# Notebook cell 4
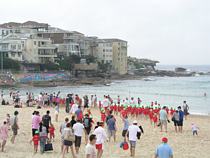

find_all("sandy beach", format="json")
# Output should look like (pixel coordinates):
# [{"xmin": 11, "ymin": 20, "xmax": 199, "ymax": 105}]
[{"xmin": 0, "ymin": 105, "xmax": 210, "ymax": 158}]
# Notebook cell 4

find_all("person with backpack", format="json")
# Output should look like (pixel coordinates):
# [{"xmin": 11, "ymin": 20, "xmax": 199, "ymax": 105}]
[
  {"xmin": 42, "ymin": 111, "xmax": 51, "ymax": 134},
  {"xmin": 83, "ymin": 114, "xmax": 93, "ymax": 144}
]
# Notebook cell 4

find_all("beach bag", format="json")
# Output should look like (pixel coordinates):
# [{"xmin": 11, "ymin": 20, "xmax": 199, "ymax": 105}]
[
  {"xmin": 171, "ymin": 116, "xmax": 175, "ymax": 122},
  {"xmin": 45, "ymin": 142, "xmax": 53, "ymax": 151},
  {"xmin": 123, "ymin": 142, "xmax": 129, "ymax": 150},
  {"xmin": 64, "ymin": 129, "xmax": 75, "ymax": 142}
]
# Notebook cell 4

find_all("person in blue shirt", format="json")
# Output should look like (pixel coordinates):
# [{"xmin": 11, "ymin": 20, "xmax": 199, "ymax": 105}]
[
  {"xmin": 107, "ymin": 115, "xmax": 117, "ymax": 142},
  {"xmin": 154, "ymin": 137, "xmax": 173, "ymax": 158},
  {"xmin": 178, "ymin": 106, "xmax": 184, "ymax": 133}
]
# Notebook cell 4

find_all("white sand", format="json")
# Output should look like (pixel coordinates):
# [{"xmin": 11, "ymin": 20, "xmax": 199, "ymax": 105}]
[{"xmin": 0, "ymin": 106, "xmax": 210, "ymax": 158}]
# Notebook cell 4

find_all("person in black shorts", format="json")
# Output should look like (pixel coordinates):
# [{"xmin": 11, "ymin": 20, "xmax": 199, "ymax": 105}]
[
  {"xmin": 172, "ymin": 110, "xmax": 179, "ymax": 132},
  {"xmin": 83, "ymin": 114, "xmax": 93, "ymax": 144},
  {"xmin": 42, "ymin": 111, "xmax": 51, "ymax": 134},
  {"xmin": 178, "ymin": 106, "xmax": 184, "ymax": 133}
]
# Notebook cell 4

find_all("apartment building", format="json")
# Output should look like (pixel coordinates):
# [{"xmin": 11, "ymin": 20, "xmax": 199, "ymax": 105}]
[
  {"xmin": 96, "ymin": 39, "xmax": 128, "ymax": 75},
  {"xmin": 25, "ymin": 37, "xmax": 57, "ymax": 63},
  {"xmin": 96, "ymin": 40, "xmax": 113, "ymax": 64},
  {"xmin": 0, "ymin": 34, "xmax": 24, "ymax": 61}
]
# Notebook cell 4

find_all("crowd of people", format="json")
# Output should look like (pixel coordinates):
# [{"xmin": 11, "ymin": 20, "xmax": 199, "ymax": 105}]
[{"xmin": 0, "ymin": 90, "xmax": 198, "ymax": 158}]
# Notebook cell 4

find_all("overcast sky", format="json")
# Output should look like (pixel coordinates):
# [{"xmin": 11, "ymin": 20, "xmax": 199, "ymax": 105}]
[{"xmin": 0, "ymin": 0, "xmax": 209, "ymax": 65}]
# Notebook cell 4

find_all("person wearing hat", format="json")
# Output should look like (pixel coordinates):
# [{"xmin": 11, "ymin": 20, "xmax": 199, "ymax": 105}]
[
  {"xmin": 11, "ymin": 111, "xmax": 19, "ymax": 144},
  {"xmin": 154, "ymin": 137, "xmax": 173, "ymax": 158},
  {"xmin": 126, "ymin": 120, "xmax": 141, "ymax": 157},
  {"xmin": 30, "ymin": 130, "xmax": 39, "ymax": 153}
]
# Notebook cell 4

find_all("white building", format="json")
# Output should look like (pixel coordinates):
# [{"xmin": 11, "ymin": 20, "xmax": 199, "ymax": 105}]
[
  {"xmin": 96, "ymin": 41, "xmax": 113, "ymax": 64},
  {"xmin": 0, "ymin": 34, "xmax": 24, "ymax": 61},
  {"xmin": 0, "ymin": 33, "xmax": 57, "ymax": 64},
  {"xmin": 25, "ymin": 37, "xmax": 57, "ymax": 63}
]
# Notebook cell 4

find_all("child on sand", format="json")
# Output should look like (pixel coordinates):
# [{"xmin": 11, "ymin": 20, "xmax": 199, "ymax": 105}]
[
  {"xmin": 49, "ymin": 123, "xmax": 55, "ymax": 141},
  {"xmin": 0, "ymin": 121, "xmax": 9, "ymax": 152},
  {"xmin": 191, "ymin": 123, "xmax": 199, "ymax": 136},
  {"xmin": 153, "ymin": 113, "xmax": 158, "ymax": 127},
  {"xmin": 31, "ymin": 130, "xmax": 39, "ymax": 153}
]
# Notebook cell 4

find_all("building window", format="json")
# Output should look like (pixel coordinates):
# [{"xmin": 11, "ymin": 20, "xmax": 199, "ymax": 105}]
[
  {"xmin": 34, "ymin": 41, "xmax": 36, "ymax": 45},
  {"xmin": 103, "ymin": 49, "xmax": 105, "ymax": 52}
]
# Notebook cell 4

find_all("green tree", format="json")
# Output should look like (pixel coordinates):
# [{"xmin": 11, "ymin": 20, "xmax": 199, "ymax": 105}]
[
  {"xmin": 0, "ymin": 57, "xmax": 21, "ymax": 71},
  {"xmin": 58, "ymin": 55, "xmax": 81, "ymax": 71},
  {"xmin": 40, "ymin": 62, "xmax": 59, "ymax": 71},
  {"xmin": 84, "ymin": 55, "xmax": 96, "ymax": 64},
  {"xmin": 98, "ymin": 62, "xmax": 111, "ymax": 73}
]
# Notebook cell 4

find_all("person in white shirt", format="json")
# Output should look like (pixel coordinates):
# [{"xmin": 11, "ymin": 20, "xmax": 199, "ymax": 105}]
[
  {"xmin": 73, "ymin": 120, "xmax": 84, "ymax": 154},
  {"xmin": 85, "ymin": 134, "xmax": 97, "ymax": 158},
  {"xmin": 126, "ymin": 120, "xmax": 141, "ymax": 157},
  {"xmin": 70, "ymin": 103, "xmax": 79, "ymax": 114},
  {"xmin": 93, "ymin": 122, "xmax": 107, "ymax": 158},
  {"xmin": 102, "ymin": 96, "xmax": 109, "ymax": 110},
  {"xmin": 60, "ymin": 117, "xmax": 69, "ymax": 152}
]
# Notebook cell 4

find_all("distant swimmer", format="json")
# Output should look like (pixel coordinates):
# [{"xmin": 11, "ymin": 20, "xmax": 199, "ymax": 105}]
[{"xmin": 204, "ymin": 93, "xmax": 207, "ymax": 97}]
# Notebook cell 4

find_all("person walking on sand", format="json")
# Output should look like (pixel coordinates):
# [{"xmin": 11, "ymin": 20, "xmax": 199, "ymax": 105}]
[
  {"xmin": 85, "ymin": 134, "xmax": 97, "ymax": 158},
  {"xmin": 171, "ymin": 110, "xmax": 179, "ymax": 133},
  {"xmin": 73, "ymin": 119, "xmax": 85, "ymax": 155},
  {"xmin": 191, "ymin": 123, "xmax": 199, "ymax": 136},
  {"xmin": 121, "ymin": 114, "xmax": 129, "ymax": 141},
  {"xmin": 0, "ymin": 121, "xmax": 9, "ymax": 152},
  {"xmin": 11, "ymin": 111, "xmax": 19, "ymax": 144},
  {"xmin": 154, "ymin": 137, "xmax": 173, "ymax": 158},
  {"xmin": 62, "ymin": 123, "xmax": 76, "ymax": 158},
  {"xmin": 32, "ymin": 111, "xmax": 41, "ymax": 136},
  {"xmin": 60, "ymin": 117, "xmax": 69, "ymax": 152},
  {"xmin": 39, "ymin": 122, "xmax": 48, "ymax": 154},
  {"xmin": 178, "ymin": 106, "xmax": 184, "ymax": 133},
  {"xmin": 159, "ymin": 106, "xmax": 169, "ymax": 132},
  {"xmin": 42, "ymin": 110, "xmax": 51, "ymax": 134},
  {"xmin": 93, "ymin": 121, "xmax": 107, "ymax": 158},
  {"xmin": 107, "ymin": 115, "xmax": 117, "ymax": 142},
  {"xmin": 126, "ymin": 120, "xmax": 141, "ymax": 157},
  {"xmin": 183, "ymin": 101, "xmax": 189, "ymax": 120}
]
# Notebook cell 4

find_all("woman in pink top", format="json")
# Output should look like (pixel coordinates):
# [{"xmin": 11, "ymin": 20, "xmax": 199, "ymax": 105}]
[
  {"xmin": 32, "ymin": 111, "xmax": 41, "ymax": 136},
  {"xmin": 0, "ymin": 121, "xmax": 9, "ymax": 152}
]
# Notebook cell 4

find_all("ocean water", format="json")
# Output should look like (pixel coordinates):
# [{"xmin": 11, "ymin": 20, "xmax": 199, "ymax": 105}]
[
  {"xmin": 156, "ymin": 65, "xmax": 210, "ymax": 73},
  {"xmin": 1, "ymin": 66, "xmax": 210, "ymax": 115},
  {"xmin": 2, "ymin": 75, "xmax": 210, "ymax": 115}
]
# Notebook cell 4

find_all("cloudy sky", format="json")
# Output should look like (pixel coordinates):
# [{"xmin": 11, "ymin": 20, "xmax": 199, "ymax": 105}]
[{"xmin": 0, "ymin": 0, "xmax": 209, "ymax": 65}]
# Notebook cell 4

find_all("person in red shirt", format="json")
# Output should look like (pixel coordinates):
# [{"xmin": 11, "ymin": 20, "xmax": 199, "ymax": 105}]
[
  {"xmin": 101, "ymin": 109, "xmax": 106, "ymax": 123},
  {"xmin": 149, "ymin": 109, "xmax": 154, "ymax": 125},
  {"xmin": 49, "ymin": 123, "xmax": 55, "ymax": 141},
  {"xmin": 31, "ymin": 130, "xmax": 39, "ymax": 153},
  {"xmin": 153, "ymin": 113, "xmax": 158, "ymax": 127}
]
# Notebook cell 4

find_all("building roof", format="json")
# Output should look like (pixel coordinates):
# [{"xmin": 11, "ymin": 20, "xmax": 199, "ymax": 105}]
[
  {"xmin": 0, "ymin": 21, "xmax": 49, "ymax": 29},
  {"xmin": 101, "ymin": 38, "xmax": 127, "ymax": 43}
]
